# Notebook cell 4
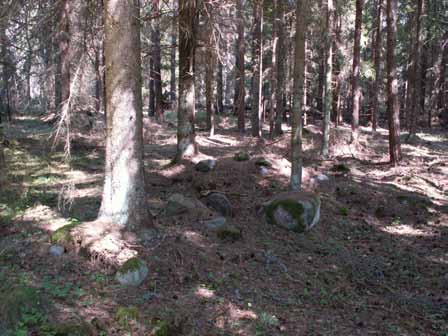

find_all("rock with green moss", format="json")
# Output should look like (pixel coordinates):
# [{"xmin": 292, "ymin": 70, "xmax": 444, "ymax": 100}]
[
  {"xmin": 0, "ymin": 285, "xmax": 45, "ymax": 331},
  {"xmin": 216, "ymin": 225, "xmax": 242, "ymax": 242},
  {"xmin": 165, "ymin": 193, "xmax": 208, "ymax": 216},
  {"xmin": 234, "ymin": 151, "xmax": 250, "ymax": 162},
  {"xmin": 50, "ymin": 223, "xmax": 79, "ymax": 245},
  {"xmin": 331, "ymin": 163, "xmax": 350, "ymax": 174},
  {"xmin": 44, "ymin": 321, "xmax": 93, "ymax": 336},
  {"xmin": 262, "ymin": 192, "xmax": 321, "ymax": 233},
  {"xmin": 115, "ymin": 258, "xmax": 149, "ymax": 287},
  {"xmin": 255, "ymin": 157, "xmax": 272, "ymax": 168},
  {"xmin": 115, "ymin": 306, "xmax": 139, "ymax": 327},
  {"xmin": 152, "ymin": 320, "xmax": 171, "ymax": 336}
]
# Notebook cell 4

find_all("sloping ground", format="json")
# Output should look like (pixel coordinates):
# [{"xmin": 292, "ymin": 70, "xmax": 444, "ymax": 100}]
[{"xmin": 0, "ymin": 115, "xmax": 447, "ymax": 335}]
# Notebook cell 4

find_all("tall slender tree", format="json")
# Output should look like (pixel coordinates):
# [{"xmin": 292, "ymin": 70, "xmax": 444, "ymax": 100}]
[
  {"xmin": 251, "ymin": 0, "xmax": 263, "ymax": 137},
  {"xmin": 99, "ymin": 0, "xmax": 149, "ymax": 229},
  {"xmin": 274, "ymin": 0, "xmax": 285, "ymax": 136},
  {"xmin": 176, "ymin": 0, "xmax": 198, "ymax": 160},
  {"xmin": 291, "ymin": 0, "xmax": 307, "ymax": 191},
  {"xmin": 321, "ymin": 0, "xmax": 334, "ymax": 158},
  {"xmin": 151, "ymin": 0, "xmax": 163, "ymax": 121},
  {"xmin": 386, "ymin": 0, "xmax": 401, "ymax": 164},
  {"xmin": 371, "ymin": 0, "xmax": 383, "ymax": 132},
  {"xmin": 351, "ymin": 0, "xmax": 363, "ymax": 143},
  {"xmin": 235, "ymin": 0, "xmax": 245, "ymax": 133}
]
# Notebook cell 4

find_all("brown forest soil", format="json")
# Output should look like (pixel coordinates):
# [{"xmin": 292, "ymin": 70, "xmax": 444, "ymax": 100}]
[{"xmin": 0, "ymin": 114, "xmax": 447, "ymax": 335}]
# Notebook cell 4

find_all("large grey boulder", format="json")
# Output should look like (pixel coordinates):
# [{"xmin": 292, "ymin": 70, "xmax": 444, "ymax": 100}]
[
  {"xmin": 115, "ymin": 258, "xmax": 149, "ymax": 287},
  {"xmin": 262, "ymin": 192, "xmax": 321, "ymax": 233},
  {"xmin": 165, "ymin": 193, "xmax": 208, "ymax": 216},
  {"xmin": 203, "ymin": 192, "xmax": 233, "ymax": 217},
  {"xmin": 195, "ymin": 159, "xmax": 217, "ymax": 172}
]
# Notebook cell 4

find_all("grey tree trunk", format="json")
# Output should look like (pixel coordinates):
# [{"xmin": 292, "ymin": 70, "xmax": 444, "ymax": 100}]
[
  {"xmin": 58, "ymin": 0, "xmax": 71, "ymax": 111},
  {"xmin": 235, "ymin": 0, "xmax": 245, "ymax": 133},
  {"xmin": 291, "ymin": 0, "xmax": 307, "ymax": 191},
  {"xmin": 321, "ymin": 0, "xmax": 333, "ymax": 158},
  {"xmin": 170, "ymin": 2, "xmax": 177, "ymax": 102},
  {"xmin": 275, "ymin": 0, "xmax": 285, "ymax": 136},
  {"xmin": 217, "ymin": 60, "xmax": 224, "ymax": 115},
  {"xmin": 269, "ymin": 0, "xmax": 278, "ymax": 138},
  {"xmin": 99, "ymin": 0, "xmax": 150, "ymax": 229},
  {"xmin": 176, "ymin": 0, "xmax": 198, "ymax": 160},
  {"xmin": 152, "ymin": 0, "xmax": 163, "ymax": 122},
  {"xmin": 371, "ymin": 0, "xmax": 383, "ymax": 132},
  {"xmin": 351, "ymin": 0, "xmax": 363, "ymax": 143},
  {"xmin": 386, "ymin": 0, "xmax": 401, "ymax": 164},
  {"xmin": 251, "ymin": 0, "xmax": 263, "ymax": 137}
]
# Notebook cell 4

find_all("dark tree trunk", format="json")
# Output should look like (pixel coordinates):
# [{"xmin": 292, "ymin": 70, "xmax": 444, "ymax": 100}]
[
  {"xmin": 251, "ymin": 0, "xmax": 263, "ymax": 137},
  {"xmin": 351, "ymin": 0, "xmax": 363, "ymax": 142},
  {"xmin": 170, "ymin": 3, "xmax": 177, "ymax": 102},
  {"xmin": 58, "ymin": 0, "xmax": 70, "ymax": 112},
  {"xmin": 217, "ymin": 60, "xmax": 224, "ymax": 115},
  {"xmin": 274, "ymin": 0, "xmax": 285, "ymax": 135},
  {"xmin": 176, "ymin": 0, "xmax": 197, "ymax": 160},
  {"xmin": 152, "ymin": 0, "xmax": 163, "ymax": 121},
  {"xmin": 235, "ymin": 0, "xmax": 245, "ymax": 133},
  {"xmin": 321, "ymin": 0, "xmax": 334, "ymax": 158},
  {"xmin": 386, "ymin": 0, "xmax": 401, "ymax": 164},
  {"xmin": 371, "ymin": 0, "xmax": 383, "ymax": 132},
  {"xmin": 290, "ymin": 0, "xmax": 307, "ymax": 191},
  {"xmin": 99, "ymin": 0, "xmax": 150, "ymax": 229},
  {"xmin": 408, "ymin": 0, "xmax": 423, "ymax": 137}
]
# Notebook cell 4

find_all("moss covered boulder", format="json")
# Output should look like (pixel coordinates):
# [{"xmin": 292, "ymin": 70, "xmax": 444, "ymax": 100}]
[
  {"xmin": 115, "ymin": 258, "xmax": 149, "ymax": 287},
  {"xmin": 234, "ymin": 151, "xmax": 250, "ymax": 162},
  {"xmin": 262, "ymin": 192, "xmax": 321, "ymax": 233},
  {"xmin": 50, "ymin": 223, "xmax": 79, "ymax": 245}
]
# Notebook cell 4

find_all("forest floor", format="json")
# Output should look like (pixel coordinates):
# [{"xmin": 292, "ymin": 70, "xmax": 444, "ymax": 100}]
[{"xmin": 0, "ymin": 112, "xmax": 447, "ymax": 336}]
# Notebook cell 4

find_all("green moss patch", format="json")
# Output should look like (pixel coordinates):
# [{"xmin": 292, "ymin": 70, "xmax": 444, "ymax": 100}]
[
  {"xmin": 234, "ymin": 151, "xmax": 250, "ymax": 162},
  {"xmin": 115, "ymin": 306, "xmax": 140, "ymax": 327},
  {"xmin": 265, "ymin": 199, "xmax": 306, "ymax": 233},
  {"xmin": 0, "ymin": 285, "xmax": 46, "ymax": 331},
  {"xmin": 152, "ymin": 320, "xmax": 171, "ymax": 336},
  {"xmin": 118, "ymin": 257, "xmax": 144, "ymax": 274},
  {"xmin": 216, "ymin": 225, "xmax": 242, "ymax": 242},
  {"xmin": 331, "ymin": 163, "xmax": 350, "ymax": 173},
  {"xmin": 50, "ymin": 222, "xmax": 79, "ymax": 245}
]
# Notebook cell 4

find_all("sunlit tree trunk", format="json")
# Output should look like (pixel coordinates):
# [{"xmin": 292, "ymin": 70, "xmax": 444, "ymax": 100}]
[
  {"xmin": 332, "ymin": 12, "xmax": 342, "ymax": 127},
  {"xmin": 351, "ymin": 0, "xmax": 363, "ymax": 143},
  {"xmin": 176, "ymin": 0, "xmax": 198, "ymax": 160},
  {"xmin": 251, "ymin": 0, "xmax": 263, "ymax": 137},
  {"xmin": 386, "ymin": 0, "xmax": 401, "ymax": 164},
  {"xmin": 321, "ymin": 0, "xmax": 333, "ymax": 158},
  {"xmin": 291, "ymin": 0, "xmax": 307, "ymax": 191},
  {"xmin": 99, "ymin": 0, "xmax": 149, "ymax": 229},
  {"xmin": 235, "ymin": 0, "xmax": 245, "ymax": 133}
]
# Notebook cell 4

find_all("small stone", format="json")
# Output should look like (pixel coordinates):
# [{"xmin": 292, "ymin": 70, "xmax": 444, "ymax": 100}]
[
  {"xmin": 204, "ymin": 192, "xmax": 233, "ymax": 217},
  {"xmin": 255, "ymin": 158, "xmax": 272, "ymax": 168},
  {"xmin": 195, "ymin": 159, "xmax": 217, "ymax": 172},
  {"xmin": 234, "ymin": 151, "xmax": 250, "ymax": 162},
  {"xmin": 204, "ymin": 217, "xmax": 227, "ymax": 230},
  {"xmin": 115, "ymin": 258, "xmax": 149, "ymax": 287},
  {"xmin": 259, "ymin": 166, "xmax": 270, "ymax": 176},
  {"xmin": 316, "ymin": 174, "xmax": 329, "ymax": 182},
  {"xmin": 49, "ymin": 245, "xmax": 65, "ymax": 257}
]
